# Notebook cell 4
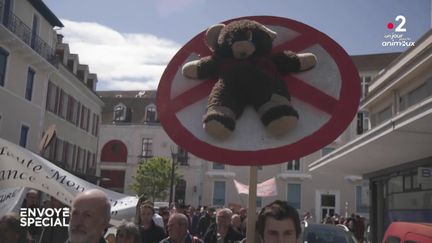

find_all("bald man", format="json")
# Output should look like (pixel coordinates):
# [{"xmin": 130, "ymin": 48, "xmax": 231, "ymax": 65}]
[{"xmin": 66, "ymin": 189, "xmax": 111, "ymax": 243}]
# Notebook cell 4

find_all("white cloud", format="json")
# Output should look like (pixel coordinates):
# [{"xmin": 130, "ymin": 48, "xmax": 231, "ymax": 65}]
[{"xmin": 58, "ymin": 19, "xmax": 181, "ymax": 91}]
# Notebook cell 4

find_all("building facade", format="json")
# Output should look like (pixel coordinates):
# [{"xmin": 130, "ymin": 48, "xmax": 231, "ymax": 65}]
[
  {"xmin": 310, "ymin": 30, "xmax": 432, "ymax": 242},
  {"xmin": 97, "ymin": 91, "xmax": 205, "ymax": 207},
  {"xmin": 0, "ymin": 0, "xmax": 103, "ymax": 180}
]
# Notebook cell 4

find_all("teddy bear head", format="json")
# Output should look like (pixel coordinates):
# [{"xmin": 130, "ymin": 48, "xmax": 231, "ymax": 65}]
[{"xmin": 205, "ymin": 19, "xmax": 277, "ymax": 59}]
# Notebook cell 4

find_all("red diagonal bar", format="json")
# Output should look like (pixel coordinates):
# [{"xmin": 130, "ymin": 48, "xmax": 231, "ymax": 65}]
[
  {"xmin": 286, "ymin": 76, "xmax": 338, "ymax": 115},
  {"xmin": 273, "ymin": 34, "xmax": 318, "ymax": 53},
  {"xmin": 171, "ymin": 80, "xmax": 215, "ymax": 113}
]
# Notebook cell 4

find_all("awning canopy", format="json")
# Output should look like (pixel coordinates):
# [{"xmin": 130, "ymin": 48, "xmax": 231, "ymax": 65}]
[{"xmin": 309, "ymin": 99, "xmax": 432, "ymax": 176}]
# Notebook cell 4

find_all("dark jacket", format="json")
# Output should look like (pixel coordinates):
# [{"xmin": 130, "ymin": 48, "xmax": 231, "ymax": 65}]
[
  {"xmin": 197, "ymin": 213, "xmax": 213, "ymax": 238},
  {"xmin": 140, "ymin": 221, "xmax": 166, "ymax": 243},
  {"xmin": 159, "ymin": 233, "xmax": 204, "ymax": 243},
  {"xmin": 203, "ymin": 224, "xmax": 244, "ymax": 243},
  {"xmin": 65, "ymin": 237, "xmax": 107, "ymax": 243}
]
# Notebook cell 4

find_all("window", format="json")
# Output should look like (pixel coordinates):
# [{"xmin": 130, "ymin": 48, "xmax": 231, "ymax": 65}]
[
  {"xmin": 67, "ymin": 97, "xmax": 79, "ymax": 124},
  {"xmin": 388, "ymin": 176, "xmax": 403, "ymax": 194},
  {"xmin": 213, "ymin": 163, "xmax": 225, "ymax": 170},
  {"xmin": 145, "ymin": 105, "xmax": 157, "ymax": 122},
  {"xmin": 25, "ymin": 68, "xmax": 35, "ymax": 101},
  {"xmin": 407, "ymin": 78, "xmax": 432, "ymax": 107},
  {"xmin": 58, "ymin": 90, "xmax": 68, "ymax": 118},
  {"xmin": 2, "ymin": 0, "xmax": 13, "ymax": 27},
  {"xmin": 80, "ymin": 106, "xmax": 89, "ymax": 130},
  {"xmin": 114, "ymin": 104, "xmax": 126, "ymax": 121},
  {"xmin": 321, "ymin": 147, "xmax": 335, "ymax": 157},
  {"xmin": 46, "ymin": 81, "xmax": 58, "ymax": 113},
  {"xmin": 357, "ymin": 111, "xmax": 370, "ymax": 134},
  {"xmin": 361, "ymin": 76, "xmax": 371, "ymax": 99},
  {"xmin": 356, "ymin": 185, "xmax": 369, "ymax": 213},
  {"xmin": 142, "ymin": 138, "xmax": 153, "ymax": 158},
  {"xmin": 30, "ymin": 15, "xmax": 39, "ymax": 49},
  {"xmin": 0, "ymin": 47, "xmax": 9, "ymax": 86},
  {"xmin": 287, "ymin": 159, "xmax": 300, "ymax": 171},
  {"xmin": 287, "ymin": 183, "xmax": 301, "ymax": 209},
  {"xmin": 94, "ymin": 115, "xmax": 99, "ymax": 136},
  {"xmin": 373, "ymin": 106, "xmax": 392, "ymax": 126},
  {"xmin": 177, "ymin": 147, "xmax": 188, "ymax": 166},
  {"xmin": 91, "ymin": 113, "xmax": 100, "ymax": 136},
  {"xmin": 213, "ymin": 181, "xmax": 226, "ymax": 206},
  {"xmin": 19, "ymin": 125, "xmax": 29, "ymax": 148}
]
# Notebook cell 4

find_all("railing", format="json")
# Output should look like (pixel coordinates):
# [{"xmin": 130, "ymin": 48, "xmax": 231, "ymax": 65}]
[{"xmin": 0, "ymin": 1, "xmax": 57, "ymax": 66}]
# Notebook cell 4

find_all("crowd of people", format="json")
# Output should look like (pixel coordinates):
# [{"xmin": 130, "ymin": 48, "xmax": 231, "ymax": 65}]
[{"xmin": 1, "ymin": 188, "xmax": 369, "ymax": 243}]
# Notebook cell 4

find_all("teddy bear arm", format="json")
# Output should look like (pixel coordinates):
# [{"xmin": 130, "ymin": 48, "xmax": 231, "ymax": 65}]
[
  {"xmin": 271, "ymin": 51, "xmax": 302, "ymax": 75},
  {"xmin": 182, "ymin": 56, "xmax": 219, "ymax": 79},
  {"xmin": 197, "ymin": 56, "xmax": 220, "ymax": 79}
]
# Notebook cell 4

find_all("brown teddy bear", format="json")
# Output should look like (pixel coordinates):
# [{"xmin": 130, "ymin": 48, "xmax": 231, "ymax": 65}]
[{"xmin": 182, "ymin": 19, "xmax": 317, "ymax": 140}]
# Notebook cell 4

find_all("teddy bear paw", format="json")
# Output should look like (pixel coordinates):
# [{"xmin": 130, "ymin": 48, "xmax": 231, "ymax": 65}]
[
  {"xmin": 182, "ymin": 60, "xmax": 200, "ymax": 79},
  {"xmin": 266, "ymin": 116, "xmax": 298, "ymax": 137},
  {"xmin": 298, "ymin": 53, "xmax": 317, "ymax": 71},
  {"xmin": 204, "ymin": 120, "xmax": 232, "ymax": 140}
]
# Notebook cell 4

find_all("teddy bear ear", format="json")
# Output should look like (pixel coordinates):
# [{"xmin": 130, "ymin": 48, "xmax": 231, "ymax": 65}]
[
  {"xmin": 205, "ymin": 24, "xmax": 225, "ymax": 51},
  {"xmin": 261, "ymin": 25, "xmax": 277, "ymax": 40}
]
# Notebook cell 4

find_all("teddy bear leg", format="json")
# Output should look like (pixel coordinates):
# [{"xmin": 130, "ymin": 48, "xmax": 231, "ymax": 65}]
[
  {"xmin": 257, "ymin": 93, "xmax": 299, "ymax": 137},
  {"xmin": 203, "ymin": 106, "xmax": 237, "ymax": 140}
]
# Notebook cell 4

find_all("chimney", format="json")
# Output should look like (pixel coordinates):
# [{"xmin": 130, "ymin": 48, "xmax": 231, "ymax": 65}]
[{"xmin": 57, "ymin": 34, "xmax": 64, "ymax": 44}]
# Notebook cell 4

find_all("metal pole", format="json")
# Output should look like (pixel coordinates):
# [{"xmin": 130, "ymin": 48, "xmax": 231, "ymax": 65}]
[
  {"xmin": 246, "ymin": 166, "xmax": 258, "ymax": 243},
  {"xmin": 169, "ymin": 148, "xmax": 176, "ymax": 206}
]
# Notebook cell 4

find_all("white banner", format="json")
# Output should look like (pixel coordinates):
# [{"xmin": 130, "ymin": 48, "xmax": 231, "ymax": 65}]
[
  {"xmin": 234, "ymin": 177, "xmax": 278, "ymax": 197},
  {"xmin": 0, "ymin": 138, "xmax": 137, "ymax": 225}
]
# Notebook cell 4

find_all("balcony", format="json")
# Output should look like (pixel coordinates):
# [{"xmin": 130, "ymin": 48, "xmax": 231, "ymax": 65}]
[{"xmin": 0, "ymin": 1, "xmax": 57, "ymax": 66}]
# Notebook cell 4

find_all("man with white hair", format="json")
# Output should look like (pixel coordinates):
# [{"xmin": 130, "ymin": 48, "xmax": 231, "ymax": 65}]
[
  {"xmin": 160, "ymin": 213, "xmax": 203, "ymax": 243},
  {"xmin": 203, "ymin": 208, "xmax": 244, "ymax": 243},
  {"xmin": 66, "ymin": 189, "xmax": 111, "ymax": 243}
]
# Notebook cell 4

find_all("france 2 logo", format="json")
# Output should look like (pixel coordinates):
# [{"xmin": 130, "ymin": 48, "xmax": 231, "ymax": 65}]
[{"xmin": 387, "ymin": 15, "xmax": 407, "ymax": 32}]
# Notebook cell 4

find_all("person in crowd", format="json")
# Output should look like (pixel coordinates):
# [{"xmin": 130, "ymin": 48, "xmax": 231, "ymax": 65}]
[
  {"xmin": 116, "ymin": 220, "xmax": 141, "ymax": 243},
  {"xmin": 0, "ymin": 212, "xmax": 32, "ymax": 243},
  {"xmin": 39, "ymin": 196, "xmax": 69, "ymax": 243},
  {"xmin": 197, "ymin": 207, "xmax": 213, "ymax": 238},
  {"xmin": 159, "ymin": 206, "xmax": 171, "ymax": 233},
  {"xmin": 135, "ymin": 198, "xmax": 166, "ymax": 243},
  {"xmin": 188, "ymin": 206, "xmax": 200, "ymax": 236},
  {"xmin": 303, "ymin": 211, "xmax": 313, "ymax": 223},
  {"xmin": 66, "ymin": 189, "xmax": 111, "ymax": 243},
  {"xmin": 203, "ymin": 208, "xmax": 243, "ymax": 243},
  {"xmin": 354, "ymin": 215, "xmax": 365, "ymax": 243},
  {"xmin": 22, "ymin": 189, "xmax": 42, "ymax": 242},
  {"xmin": 160, "ymin": 213, "xmax": 204, "ymax": 243},
  {"xmin": 230, "ymin": 214, "xmax": 244, "ymax": 237},
  {"xmin": 323, "ymin": 215, "xmax": 334, "ymax": 225},
  {"xmin": 238, "ymin": 208, "xmax": 247, "ymax": 237},
  {"xmin": 256, "ymin": 200, "xmax": 301, "ymax": 243}
]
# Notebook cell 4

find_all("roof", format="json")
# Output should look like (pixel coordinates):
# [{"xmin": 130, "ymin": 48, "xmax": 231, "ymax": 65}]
[
  {"xmin": 351, "ymin": 52, "xmax": 401, "ymax": 71},
  {"xmin": 97, "ymin": 90, "xmax": 158, "ymax": 124},
  {"xmin": 28, "ymin": 0, "xmax": 64, "ymax": 27},
  {"xmin": 98, "ymin": 90, "xmax": 156, "ymax": 99}
]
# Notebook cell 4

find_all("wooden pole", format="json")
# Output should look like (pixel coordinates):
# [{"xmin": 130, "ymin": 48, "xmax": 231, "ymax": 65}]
[{"xmin": 246, "ymin": 166, "xmax": 258, "ymax": 243}]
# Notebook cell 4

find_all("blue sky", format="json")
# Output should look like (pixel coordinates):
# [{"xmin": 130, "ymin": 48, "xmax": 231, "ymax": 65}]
[{"xmin": 43, "ymin": 0, "xmax": 431, "ymax": 91}]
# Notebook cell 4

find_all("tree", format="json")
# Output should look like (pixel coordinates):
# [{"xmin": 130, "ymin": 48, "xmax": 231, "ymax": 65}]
[{"xmin": 130, "ymin": 157, "xmax": 181, "ymax": 202}]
